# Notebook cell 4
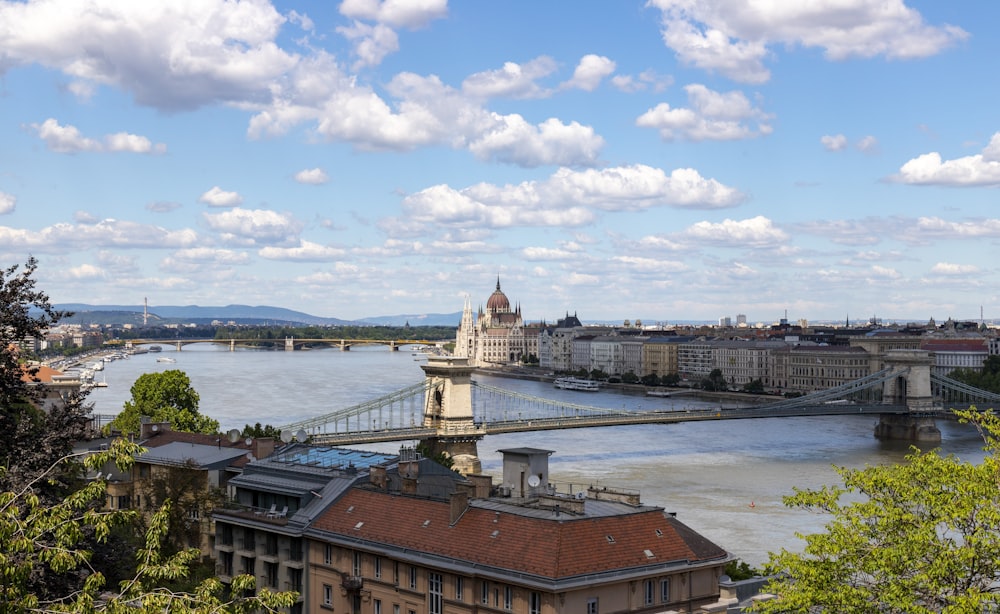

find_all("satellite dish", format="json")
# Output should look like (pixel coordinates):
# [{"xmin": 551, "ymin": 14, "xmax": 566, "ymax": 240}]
[
  {"xmin": 151, "ymin": 424, "xmax": 159, "ymax": 432},
  {"xmin": 279, "ymin": 429, "xmax": 293, "ymax": 443},
  {"xmin": 575, "ymin": 491, "xmax": 586, "ymax": 500},
  {"xmin": 245, "ymin": 437, "xmax": 253, "ymax": 446},
  {"xmin": 295, "ymin": 429, "xmax": 308, "ymax": 442},
  {"xmin": 527, "ymin": 475, "xmax": 540, "ymax": 488},
  {"xmin": 227, "ymin": 429, "xmax": 240, "ymax": 443}
]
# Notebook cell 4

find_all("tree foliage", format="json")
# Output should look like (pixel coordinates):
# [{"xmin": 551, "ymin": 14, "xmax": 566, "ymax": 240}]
[
  {"xmin": 701, "ymin": 368, "xmax": 728, "ymax": 391},
  {"xmin": 753, "ymin": 409, "xmax": 1000, "ymax": 614},
  {"xmin": 110, "ymin": 370, "xmax": 219, "ymax": 435},
  {"xmin": 0, "ymin": 438, "xmax": 298, "ymax": 613},
  {"xmin": 948, "ymin": 355, "xmax": 1000, "ymax": 394}
]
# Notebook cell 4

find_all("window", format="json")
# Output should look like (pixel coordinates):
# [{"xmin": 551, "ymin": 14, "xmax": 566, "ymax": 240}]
[
  {"xmin": 529, "ymin": 592, "xmax": 541, "ymax": 614},
  {"xmin": 323, "ymin": 584, "xmax": 333, "ymax": 607},
  {"xmin": 324, "ymin": 544, "xmax": 333, "ymax": 565},
  {"xmin": 408, "ymin": 565, "xmax": 417, "ymax": 590},
  {"xmin": 220, "ymin": 551, "xmax": 233, "ymax": 577},
  {"xmin": 480, "ymin": 581, "xmax": 489, "ymax": 605},
  {"xmin": 455, "ymin": 577, "xmax": 464, "ymax": 601},
  {"xmin": 643, "ymin": 580, "xmax": 654, "ymax": 606},
  {"xmin": 660, "ymin": 579, "xmax": 670, "ymax": 603},
  {"xmin": 241, "ymin": 556, "xmax": 255, "ymax": 576},
  {"xmin": 353, "ymin": 551, "xmax": 362, "ymax": 576},
  {"xmin": 220, "ymin": 524, "xmax": 233, "ymax": 546},
  {"xmin": 503, "ymin": 586, "xmax": 512, "ymax": 611},
  {"xmin": 374, "ymin": 599, "xmax": 381, "ymax": 614},
  {"xmin": 266, "ymin": 533, "xmax": 278, "ymax": 556},
  {"xmin": 428, "ymin": 572, "xmax": 443, "ymax": 614},
  {"xmin": 265, "ymin": 561, "xmax": 278, "ymax": 589},
  {"xmin": 374, "ymin": 556, "xmax": 382, "ymax": 579},
  {"xmin": 586, "ymin": 598, "xmax": 598, "ymax": 614}
]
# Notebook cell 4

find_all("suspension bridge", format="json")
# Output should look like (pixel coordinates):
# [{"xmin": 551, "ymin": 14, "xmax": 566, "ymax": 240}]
[{"xmin": 275, "ymin": 349, "xmax": 1000, "ymax": 474}]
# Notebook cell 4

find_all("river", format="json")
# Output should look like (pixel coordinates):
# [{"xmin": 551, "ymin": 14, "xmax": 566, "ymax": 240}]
[{"xmin": 85, "ymin": 344, "xmax": 989, "ymax": 567}]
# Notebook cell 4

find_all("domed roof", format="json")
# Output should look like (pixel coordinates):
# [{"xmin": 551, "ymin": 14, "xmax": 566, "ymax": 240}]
[{"xmin": 486, "ymin": 277, "xmax": 510, "ymax": 312}]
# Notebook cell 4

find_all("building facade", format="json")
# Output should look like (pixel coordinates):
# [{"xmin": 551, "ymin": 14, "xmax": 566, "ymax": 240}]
[{"xmin": 455, "ymin": 279, "xmax": 539, "ymax": 368}]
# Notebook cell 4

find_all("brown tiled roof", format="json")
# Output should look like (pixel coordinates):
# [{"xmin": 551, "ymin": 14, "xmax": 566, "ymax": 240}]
[
  {"xmin": 312, "ymin": 489, "xmax": 726, "ymax": 579},
  {"xmin": 20, "ymin": 364, "xmax": 62, "ymax": 383}
]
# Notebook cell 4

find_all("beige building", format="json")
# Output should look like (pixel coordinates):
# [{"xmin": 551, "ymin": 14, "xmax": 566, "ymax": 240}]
[{"xmin": 455, "ymin": 279, "xmax": 540, "ymax": 367}]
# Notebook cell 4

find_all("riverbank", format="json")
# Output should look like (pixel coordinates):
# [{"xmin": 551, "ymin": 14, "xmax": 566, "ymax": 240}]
[{"xmin": 472, "ymin": 365, "xmax": 774, "ymax": 405}]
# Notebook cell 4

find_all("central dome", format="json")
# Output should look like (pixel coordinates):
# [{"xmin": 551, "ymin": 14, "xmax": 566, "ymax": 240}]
[{"xmin": 486, "ymin": 278, "xmax": 510, "ymax": 312}]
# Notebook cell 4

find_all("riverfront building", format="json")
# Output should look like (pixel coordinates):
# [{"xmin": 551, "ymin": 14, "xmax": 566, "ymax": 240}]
[
  {"xmin": 213, "ymin": 445, "xmax": 736, "ymax": 614},
  {"xmin": 455, "ymin": 279, "xmax": 541, "ymax": 368}
]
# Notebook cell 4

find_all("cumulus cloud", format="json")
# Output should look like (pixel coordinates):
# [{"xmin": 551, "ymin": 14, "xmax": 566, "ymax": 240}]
[
  {"xmin": 611, "ymin": 69, "xmax": 673, "ymax": 93},
  {"xmin": 294, "ymin": 168, "xmax": 330, "ymax": 185},
  {"xmin": 856, "ymin": 135, "xmax": 879, "ymax": 153},
  {"xmin": 930, "ymin": 262, "xmax": 980, "ymax": 275},
  {"xmin": 893, "ymin": 132, "xmax": 1000, "ymax": 186},
  {"xmin": 167, "ymin": 247, "xmax": 250, "ymax": 265},
  {"xmin": 635, "ymin": 84, "xmax": 772, "ymax": 141},
  {"xmin": 389, "ymin": 164, "xmax": 744, "ymax": 235},
  {"xmin": 821, "ymin": 134, "xmax": 847, "ymax": 151},
  {"xmin": 681, "ymin": 216, "xmax": 788, "ymax": 247},
  {"xmin": 199, "ymin": 186, "xmax": 244, "ymax": 207},
  {"xmin": 203, "ymin": 207, "xmax": 303, "ymax": 245},
  {"xmin": 259, "ymin": 240, "xmax": 346, "ymax": 261},
  {"xmin": 646, "ymin": 0, "xmax": 968, "ymax": 83},
  {"xmin": 0, "ymin": 192, "xmax": 15, "ymax": 215},
  {"xmin": 562, "ymin": 54, "xmax": 616, "ymax": 91},
  {"xmin": 0, "ymin": 0, "xmax": 298, "ymax": 111},
  {"xmin": 30, "ymin": 119, "xmax": 165, "ymax": 154},
  {"xmin": 147, "ymin": 201, "xmax": 183, "ymax": 213},
  {"xmin": 0, "ymin": 219, "xmax": 199, "ymax": 252},
  {"xmin": 338, "ymin": 0, "xmax": 447, "ymax": 67},
  {"xmin": 469, "ymin": 116, "xmax": 605, "ymax": 167},
  {"xmin": 462, "ymin": 57, "xmax": 557, "ymax": 99}
]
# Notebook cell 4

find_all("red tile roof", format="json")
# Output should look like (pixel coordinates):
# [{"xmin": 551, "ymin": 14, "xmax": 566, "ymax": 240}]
[{"xmin": 312, "ymin": 489, "xmax": 726, "ymax": 579}]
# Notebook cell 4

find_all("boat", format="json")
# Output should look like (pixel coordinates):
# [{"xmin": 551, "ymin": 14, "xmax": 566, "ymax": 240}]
[
  {"xmin": 553, "ymin": 377, "xmax": 601, "ymax": 391},
  {"xmin": 149, "ymin": 345, "xmax": 162, "ymax": 352},
  {"xmin": 156, "ymin": 356, "xmax": 177, "ymax": 363}
]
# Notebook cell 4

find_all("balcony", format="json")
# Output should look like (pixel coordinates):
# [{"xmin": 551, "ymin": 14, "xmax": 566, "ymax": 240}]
[{"xmin": 342, "ymin": 574, "xmax": 364, "ymax": 591}]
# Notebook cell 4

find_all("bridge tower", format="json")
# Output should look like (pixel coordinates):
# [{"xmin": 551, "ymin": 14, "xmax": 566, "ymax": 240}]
[
  {"xmin": 285, "ymin": 337, "xmax": 295, "ymax": 351},
  {"xmin": 876, "ymin": 349, "xmax": 941, "ymax": 442},
  {"xmin": 419, "ymin": 356, "xmax": 482, "ymax": 475}
]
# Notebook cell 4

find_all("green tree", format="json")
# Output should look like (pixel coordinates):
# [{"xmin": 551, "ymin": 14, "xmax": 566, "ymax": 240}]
[
  {"xmin": 621, "ymin": 371, "xmax": 639, "ymax": 384},
  {"xmin": 742, "ymin": 378, "xmax": 765, "ymax": 394},
  {"xmin": 701, "ymin": 368, "xmax": 728, "ymax": 391},
  {"xmin": 753, "ymin": 409, "xmax": 1000, "ymax": 614},
  {"xmin": 640, "ymin": 373, "xmax": 660, "ymax": 386},
  {"xmin": 0, "ymin": 438, "xmax": 297, "ymax": 612},
  {"xmin": 110, "ymin": 370, "xmax": 219, "ymax": 435}
]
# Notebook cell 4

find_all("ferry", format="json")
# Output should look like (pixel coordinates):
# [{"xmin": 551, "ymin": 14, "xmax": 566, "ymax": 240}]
[
  {"xmin": 553, "ymin": 377, "xmax": 601, "ymax": 392},
  {"xmin": 156, "ymin": 356, "xmax": 177, "ymax": 363},
  {"xmin": 149, "ymin": 345, "xmax": 162, "ymax": 352}
]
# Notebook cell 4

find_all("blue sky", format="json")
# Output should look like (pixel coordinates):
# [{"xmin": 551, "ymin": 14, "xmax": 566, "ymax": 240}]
[{"xmin": 1, "ymin": 0, "xmax": 998, "ymax": 325}]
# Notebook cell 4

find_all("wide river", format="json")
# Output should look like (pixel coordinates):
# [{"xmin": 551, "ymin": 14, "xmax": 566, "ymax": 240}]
[{"xmin": 86, "ymin": 344, "xmax": 989, "ymax": 567}]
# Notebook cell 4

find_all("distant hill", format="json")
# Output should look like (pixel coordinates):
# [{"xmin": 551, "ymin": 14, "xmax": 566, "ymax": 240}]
[
  {"xmin": 54, "ymin": 304, "xmax": 360, "ymax": 326},
  {"xmin": 359, "ymin": 312, "xmax": 462, "ymax": 327}
]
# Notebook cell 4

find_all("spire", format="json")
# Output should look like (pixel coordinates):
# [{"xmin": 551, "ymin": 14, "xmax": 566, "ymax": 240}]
[{"xmin": 496, "ymin": 275, "xmax": 501, "ymax": 291}]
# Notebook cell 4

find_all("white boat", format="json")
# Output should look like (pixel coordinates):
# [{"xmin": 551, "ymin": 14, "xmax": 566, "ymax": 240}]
[
  {"xmin": 156, "ymin": 356, "xmax": 177, "ymax": 363},
  {"xmin": 554, "ymin": 377, "xmax": 601, "ymax": 391}
]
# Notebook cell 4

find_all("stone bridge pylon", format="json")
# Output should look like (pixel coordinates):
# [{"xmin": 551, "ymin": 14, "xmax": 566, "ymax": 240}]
[
  {"xmin": 875, "ymin": 349, "xmax": 941, "ymax": 443},
  {"xmin": 419, "ymin": 356, "xmax": 483, "ymax": 475}
]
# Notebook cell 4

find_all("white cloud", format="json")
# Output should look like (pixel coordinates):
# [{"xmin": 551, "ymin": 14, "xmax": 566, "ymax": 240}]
[
  {"xmin": 856, "ymin": 135, "xmax": 878, "ymax": 153},
  {"xmin": 562, "ymin": 54, "xmax": 616, "ymax": 91},
  {"xmin": 681, "ymin": 216, "xmax": 788, "ymax": 247},
  {"xmin": 469, "ymin": 116, "xmax": 605, "ymax": 167},
  {"xmin": 462, "ymin": 57, "xmax": 557, "ymax": 99},
  {"xmin": 147, "ymin": 201, "xmax": 183, "ymax": 213},
  {"xmin": 611, "ymin": 69, "xmax": 673, "ymax": 93},
  {"xmin": 894, "ymin": 132, "xmax": 1000, "ymax": 186},
  {"xmin": 0, "ymin": 219, "xmax": 199, "ymax": 251},
  {"xmin": 259, "ymin": 240, "xmax": 346, "ymax": 261},
  {"xmin": 167, "ymin": 248, "xmax": 250, "ymax": 265},
  {"xmin": 821, "ymin": 134, "xmax": 847, "ymax": 152},
  {"xmin": 0, "ymin": 192, "xmax": 15, "ymax": 215},
  {"xmin": 930, "ymin": 262, "xmax": 980, "ymax": 275},
  {"xmin": 294, "ymin": 168, "xmax": 330, "ymax": 185},
  {"xmin": 611, "ymin": 255, "xmax": 688, "ymax": 273},
  {"xmin": 30, "ymin": 118, "xmax": 165, "ymax": 154},
  {"xmin": 199, "ymin": 186, "xmax": 244, "ymax": 207},
  {"xmin": 635, "ymin": 84, "xmax": 771, "ymax": 141},
  {"xmin": 337, "ymin": 0, "xmax": 447, "ymax": 67},
  {"xmin": 647, "ymin": 0, "xmax": 968, "ymax": 83},
  {"xmin": 0, "ymin": 0, "xmax": 298, "ymax": 111},
  {"xmin": 203, "ymin": 207, "xmax": 303, "ymax": 245}
]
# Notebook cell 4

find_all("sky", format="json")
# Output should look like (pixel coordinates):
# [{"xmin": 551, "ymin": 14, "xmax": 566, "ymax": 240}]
[{"xmin": 1, "ymin": 1, "xmax": 998, "ymax": 326}]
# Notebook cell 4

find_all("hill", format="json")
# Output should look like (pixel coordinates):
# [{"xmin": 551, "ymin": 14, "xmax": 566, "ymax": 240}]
[{"xmin": 54, "ymin": 304, "xmax": 359, "ymax": 326}]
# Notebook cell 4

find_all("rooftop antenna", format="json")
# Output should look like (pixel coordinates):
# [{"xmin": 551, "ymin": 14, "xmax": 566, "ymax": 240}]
[{"xmin": 143, "ymin": 297, "xmax": 148, "ymax": 326}]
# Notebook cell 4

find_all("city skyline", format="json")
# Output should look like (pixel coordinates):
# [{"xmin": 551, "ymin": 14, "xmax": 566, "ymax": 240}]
[{"xmin": 1, "ymin": 1, "xmax": 998, "ymax": 323}]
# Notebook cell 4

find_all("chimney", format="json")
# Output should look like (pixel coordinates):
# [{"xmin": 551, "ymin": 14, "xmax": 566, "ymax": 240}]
[
  {"xmin": 253, "ymin": 437, "xmax": 275, "ymax": 459},
  {"xmin": 449, "ymin": 490, "xmax": 469, "ymax": 524},
  {"xmin": 401, "ymin": 475, "xmax": 418, "ymax": 495},
  {"xmin": 139, "ymin": 420, "xmax": 170, "ymax": 440},
  {"xmin": 370, "ymin": 465, "xmax": 388, "ymax": 489}
]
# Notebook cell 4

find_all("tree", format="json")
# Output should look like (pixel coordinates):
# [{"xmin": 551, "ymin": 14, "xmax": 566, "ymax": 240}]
[
  {"xmin": 752, "ymin": 409, "xmax": 1000, "ymax": 613},
  {"xmin": 110, "ymin": 370, "xmax": 219, "ymax": 435},
  {"xmin": 742, "ymin": 378, "xmax": 765, "ymax": 394},
  {"xmin": 0, "ymin": 438, "xmax": 297, "ymax": 612},
  {"xmin": 640, "ymin": 373, "xmax": 660, "ymax": 387},
  {"xmin": 701, "ymin": 368, "xmax": 728, "ymax": 392},
  {"xmin": 621, "ymin": 371, "xmax": 639, "ymax": 384}
]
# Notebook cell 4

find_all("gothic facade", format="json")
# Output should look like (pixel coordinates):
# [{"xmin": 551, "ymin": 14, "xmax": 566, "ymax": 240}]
[{"xmin": 455, "ymin": 279, "xmax": 539, "ymax": 367}]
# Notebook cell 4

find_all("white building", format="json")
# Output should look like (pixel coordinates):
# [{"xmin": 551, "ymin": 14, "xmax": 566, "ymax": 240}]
[{"xmin": 455, "ymin": 279, "xmax": 539, "ymax": 368}]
